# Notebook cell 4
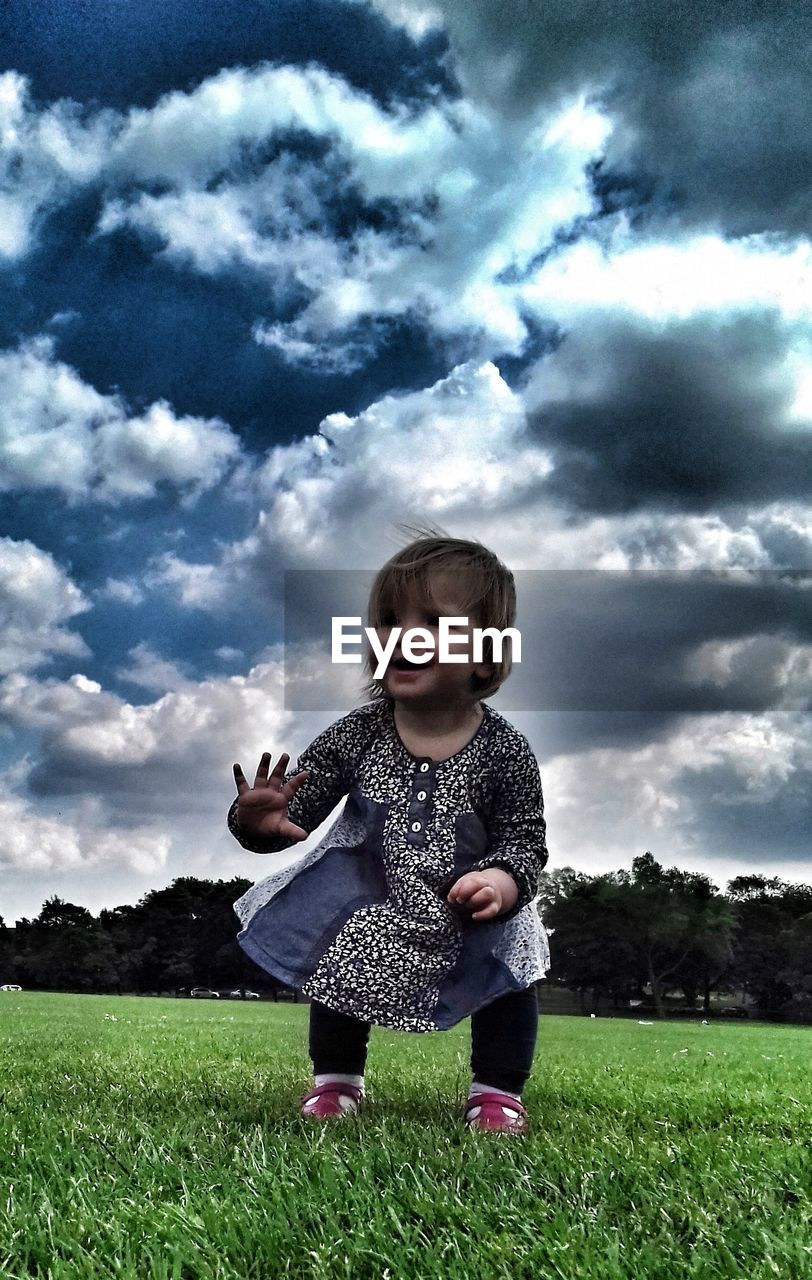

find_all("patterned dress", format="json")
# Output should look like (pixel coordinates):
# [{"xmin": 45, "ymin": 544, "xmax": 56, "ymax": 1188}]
[{"xmin": 229, "ymin": 699, "xmax": 550, "ymax": 1032}]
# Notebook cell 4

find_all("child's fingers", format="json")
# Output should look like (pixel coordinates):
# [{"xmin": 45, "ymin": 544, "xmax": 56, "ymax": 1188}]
[
  {"xmin": 252, "ymin": 751, "xmax": 273, "ymax": 787},
  {"xmin": 268, "ymin": 752, "xmax": 292, "ymax": 783},
  {"xmin": 471, "ymin": 900, "xmax": 500, "ymax": 921},
  {"xmin": 283, "ymin": 769, "xmax": 311, "ymax": 798},
  {"xmin": 448, "ymin": 873, "xmax": 490, "ymax": 904},
  {"xmin": 464, "ymin": 885, "xmax": 500, "ymax": 921},
  {"xmin": 468, "ymin": 885, "xmax": 496, "ymax": 908},
  {"xmin": 233, "ymin": 763, "xmax": 249, "ymax": 795}
]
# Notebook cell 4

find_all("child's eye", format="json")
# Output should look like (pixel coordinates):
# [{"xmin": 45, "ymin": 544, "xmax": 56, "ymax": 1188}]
[
  {"xmin": 426, "ymin": 614, "xmax": 440, "ymax": 627},
  {"xmin": 379, "ymin": 610, "xmax": 397, "ymax": 627}
]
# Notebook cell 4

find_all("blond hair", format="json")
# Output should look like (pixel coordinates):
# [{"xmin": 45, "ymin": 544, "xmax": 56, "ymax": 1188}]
[{"xmin": 364, "ymin": 525, "xmax": 516, "ymax": 701}]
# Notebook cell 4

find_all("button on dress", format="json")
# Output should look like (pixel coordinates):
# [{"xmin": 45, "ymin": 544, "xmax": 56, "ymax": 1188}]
[{"xmin": 229, "ymin": 699, "xmax": 550, "ymax": 1032}]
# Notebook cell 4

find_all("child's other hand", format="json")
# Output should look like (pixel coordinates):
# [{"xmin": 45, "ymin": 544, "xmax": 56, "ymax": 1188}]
[
  {"xmin": 447, "ymin": 868, "xmax": 518, "ymax": 921},
  {"xmin": 232, "ymin": 752, "xmax": 310, "ymax": 842}
]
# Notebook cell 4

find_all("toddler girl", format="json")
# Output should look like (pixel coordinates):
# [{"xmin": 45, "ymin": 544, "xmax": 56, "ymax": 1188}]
[{"xmin": 228, "ymin": 533, "xmax": 550, "ymax": 1134}]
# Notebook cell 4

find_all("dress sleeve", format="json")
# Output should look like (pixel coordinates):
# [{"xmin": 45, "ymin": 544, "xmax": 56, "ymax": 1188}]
[
  {"xmin": 227, "ymin": 714, "xmax": 357, "ymax": 855},
  {"xmin": 474, "ymin": 733, "xmax": 549, "ymax": 919}
]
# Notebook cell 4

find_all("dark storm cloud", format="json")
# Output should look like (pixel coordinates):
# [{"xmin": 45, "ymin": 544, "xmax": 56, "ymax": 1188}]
[
  {"xmin": 527, "ymin": 314, "xmax": 812, "ymax": 516},
  {"xmin": 670, "ymin": 750, "xmax": 812, "ymax": 864},
  {"xmin": 399, "ymin": 0, "xmax": 812, "ymax": 234}
]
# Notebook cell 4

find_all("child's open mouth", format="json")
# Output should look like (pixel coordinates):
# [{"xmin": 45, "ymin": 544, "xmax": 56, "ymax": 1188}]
[{"xmin": 390, "ymin": 655, "xmax": 431, "ymax": 671}]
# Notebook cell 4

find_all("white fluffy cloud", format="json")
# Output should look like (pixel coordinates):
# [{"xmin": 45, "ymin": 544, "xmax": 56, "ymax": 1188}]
[
  {"xmin": 0, "ymin": 336, "xmax": 241, "ymax": 501},
  {"xmin": 0, "ymin": 658, "xmax": 297, "ymax": 813},
  {"xmin": 542, "ymin": 708, "xmax": 812, "ymax": 878},
  {"xmin": 0, "ymin": 71, "xmax": 113, "ymax": 257},
  {"xmin": 102, "ymin": 66, "xmax": 609, "ymax": 356},
  {"xmin": 151, "ymin": 358, "xmax": 811, "ymax": 619},
  {"xmin": 0, "ymin": 651, "xmax": 360, "ymax": 918},
  {"xmin": 3, "ymin": 65, "xmax": 608, "ymax": 356},
  {"xmin": 7, "ymin": 57, "xmax": 812, "ymax": 373},
  {"xmin": 255, "ymin": 359, "xmax": 551, "ymax": 551},
  {"xmin": 0, "ymin": 793, "xmax": 169, "ymax": 875},
  {"xmin": 521, "ymin": 224, "xmax": 812, "ymax": 327},
  {"xmin": 148, "ymin": 359, "xmax": 553, "ymax": 601},
  {"xmin": 0, "ymin": 538, "xmax": 89, "ymax": 675},
  {"xmin": 0, "ymin": 640, "xmax": 359, "ymax": 917}
]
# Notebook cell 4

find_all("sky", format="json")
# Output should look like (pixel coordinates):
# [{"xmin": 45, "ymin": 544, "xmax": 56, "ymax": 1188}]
[{"xmin": 1, "ymin": 0, "xmax": 810, "ymax": 925}]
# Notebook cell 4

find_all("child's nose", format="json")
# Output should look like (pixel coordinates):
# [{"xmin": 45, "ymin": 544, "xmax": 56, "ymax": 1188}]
[{"xmin": 401, "ymin": 610, "xmax": 433, "ymax": 635}]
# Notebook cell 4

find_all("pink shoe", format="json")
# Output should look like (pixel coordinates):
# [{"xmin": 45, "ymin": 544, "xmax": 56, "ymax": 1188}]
[
  {"xmin": 464, "ymin": 1091, "xmax": 528, "ymax": 1136},
  {"xmin": 300, "ymin": 1083, "xmax": 364, "ymax": 1118}
]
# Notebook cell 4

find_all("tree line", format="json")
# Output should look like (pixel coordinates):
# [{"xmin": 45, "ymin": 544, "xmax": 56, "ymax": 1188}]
[
  {"xmin": 1, "ymin": 855, "xmax": 810, "ymax": 1020},
  {"xmin": 0, "ymin": 878, "xmax": 282, "ymax": 1000},
  {"xmin": 540, "ymin": 853, "xmax": 812, "ymax": 1021}
]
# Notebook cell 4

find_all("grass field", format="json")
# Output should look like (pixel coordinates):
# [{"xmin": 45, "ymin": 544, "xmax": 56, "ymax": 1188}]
[{"xmin": 1, "ymin": 993, "xmax": 810, "ymax": 1280}]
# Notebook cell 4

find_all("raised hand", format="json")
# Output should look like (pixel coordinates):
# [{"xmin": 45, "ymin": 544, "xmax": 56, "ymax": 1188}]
[
  {"xmin": 232, "ymin": 752, "xmax": 311, "ymax": 842},
  {"xmin": 447, "ymin": 868, "xmax": 519, "ymax": 921}
]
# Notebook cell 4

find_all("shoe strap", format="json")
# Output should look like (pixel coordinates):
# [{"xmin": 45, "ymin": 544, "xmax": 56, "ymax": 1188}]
[
  {"xmin": 465, "ymin": 1091, "xmax": 526, "ymax": 1116},
  {"xmin": 302, "ymin": 1083, "xmax": 363, "ymax": 1104}
]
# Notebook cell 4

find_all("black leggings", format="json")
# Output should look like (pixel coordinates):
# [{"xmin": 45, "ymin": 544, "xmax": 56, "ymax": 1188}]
[{"xmin": 308, "ymin": 985, "xmax": 539, "ymax": 1095}]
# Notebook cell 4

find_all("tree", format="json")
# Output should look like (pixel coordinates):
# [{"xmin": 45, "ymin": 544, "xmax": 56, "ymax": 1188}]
[
  {"xmin": 35, "ymin": 897, "xmax": 95, "ymax": 930},
  {"xmin": 0, "ymin": 915, "xmax": 15, "ymax": 982},
  {"xmin": 727, "ymin": 876, "xmax": 812, "ymax": 1015},
  {"xmin": 544, "ymin": 870, "xmax": 639, "ymax": 1011},
  {"xmin": 99, "ymin": 878, "xmax": 255, "ymax": 992},
  {"xmin": 17, "ymin": 897, "xmax": 117, "ymax": 991},
  {"xmin": 621, "ymin": 854, "xmax": 734, "ymax": 1018},
  {"xmin": 777, "ymin": 914, "xmax": 812, "ymax": 1019},
  {"xmin": 625, "ymin": 855, "xmax": 732, "ymax": 1013},
  {"xmin": 544, "ymin": 854, "xmax": 735, "ymax": 1017}
]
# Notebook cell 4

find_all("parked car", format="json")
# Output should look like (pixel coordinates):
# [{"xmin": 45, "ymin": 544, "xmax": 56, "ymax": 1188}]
[
  {"xmin": 229, "ymin": 989, "xmax": 260, "ymax": 999},
  {"xmin": 190, "ymin": 987, "xmax": 220, "ymax": 998},
  {"xmin": 0, "ymin": 984, "xmax": 22, "ymax": 991}
]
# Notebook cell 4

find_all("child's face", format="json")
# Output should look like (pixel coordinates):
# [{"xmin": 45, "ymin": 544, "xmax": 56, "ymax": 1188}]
[{"xmin": 373, "ymin": 571, "xmax": 493, "ymax": 708}]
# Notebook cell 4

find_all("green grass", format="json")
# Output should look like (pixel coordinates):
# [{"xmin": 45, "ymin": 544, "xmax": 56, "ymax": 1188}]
[{"xmin": 1, "ymin": 994, "xmax": 810, "ymax": 1279}]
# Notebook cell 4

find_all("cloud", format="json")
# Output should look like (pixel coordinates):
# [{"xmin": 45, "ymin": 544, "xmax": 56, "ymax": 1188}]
[
  {"xmin": 0, "ymin": 671, "xmax": 113, "ymax": 731},
  {"xmin": 0, "ymin": 538, "xmax": 89, "ymax": 675},
  {"xmin": 491, "ymin": 507, "xmax": 811, "ymax": 574},
  {"xmin": 98, "ymin": 155, "xmax": 351, "ymax": 281},
  {"xmin": 0, "ymin": 70, "xmax": 114, "ymax": 257},
  {"xmin": 0, "ymin": 792, "xmax": 169, "ymax": 875},
  {"xmin": 254, "ymin": 359, "xmax": 551, "ymax": 552},
  {"xmin": 544, "ymin": 707, "xmax": 812, "ymax": 873},
  {"xmin": 4, "ymin": 64, "xmax": 607, "ymax": 356},
  {"xmin": 504, "ymin": 570, "xmax": 812, "ymax": 723},
  {"xmin": 8, "ymin": 53, "xmax": 812, "ymax": 376},
  {"xmin": 96, "ymin": 578, "xmax": 145, "ymax": 605},
  {"xmin": 150, "ymin": 356, "xmax": 812, "ymax": 635},
  {"xmin": 350, "ymin": 0, "xmax": 443, "ymax": 40},
  {"xmin": 100, "ymin": 64, "xmax": 608, "ymax": 356},
  {"xmin": 252, "ymin": 319, "xmax": 384, "ymax": 376},
  {"xmin": 522, "ymin": 226, "xmax": 812, "ymax": 326},
  {"xmin": 0, "ymin": 648, "xmax": 377, "ymax": 921},
  {"xmin": 522, "ymin": 312, "xmax": 812, "ymax": 514},
  {"xmin": 92, "ymin": 56, "xmax": 812, "ymax": 373},
  {"xmin": 0, "ymin": 336, "xmax": 241, "ymax": 501},
  {"xmin": 5, "ymin": 642, "xmax": 809, "ymax": 889},
  {"xmin": 117, "ymin": 642, "xmax": 191, "ymax": 694},
  {"xmin": 354, "ymin": 0, "xmax": 812, "ymax": 236},
  {"xmin": 1, "ymin": 659, "xmax": 297, "ymax": 817},
  {"xmin": 145, "ymin": 553, "xmax": 223, "ymax": 610},
  {"xmin": 148, "ymin": 360, "xmax": 554, "ymax": 606}
]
